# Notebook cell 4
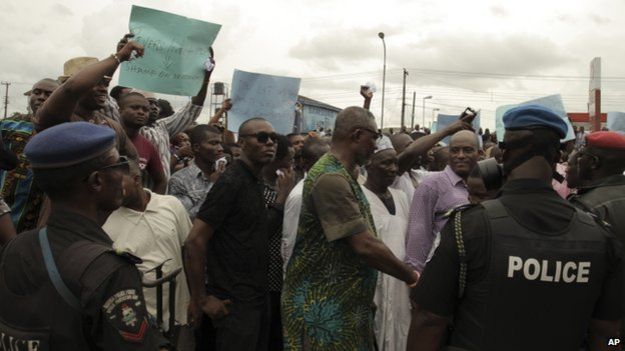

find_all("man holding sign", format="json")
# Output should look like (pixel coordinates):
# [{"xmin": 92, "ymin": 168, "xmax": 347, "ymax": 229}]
[{"xmin": 117, "ymin": 6, "xmax": 222, "ymax": 180}]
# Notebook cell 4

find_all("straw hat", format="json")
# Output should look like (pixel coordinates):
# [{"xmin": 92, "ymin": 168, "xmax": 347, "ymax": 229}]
[{"xmin": 58, "ymin": 57, "xmax": 99, "ymax": 83}]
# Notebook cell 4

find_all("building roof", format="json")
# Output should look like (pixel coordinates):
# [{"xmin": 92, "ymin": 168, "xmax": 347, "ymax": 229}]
[
  {"xmin": 568, "ymin": 112, "xmax": 607, "ymax": 123},
  {"xmin": 298, "ymin": 95, "xmax": 341, "ymax": 113}
]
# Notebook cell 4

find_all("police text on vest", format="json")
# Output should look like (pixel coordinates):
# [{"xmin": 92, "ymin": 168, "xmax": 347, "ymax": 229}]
[{"xmin": 507, "ymin": 256, "xmax": 591, "ymax": 283}]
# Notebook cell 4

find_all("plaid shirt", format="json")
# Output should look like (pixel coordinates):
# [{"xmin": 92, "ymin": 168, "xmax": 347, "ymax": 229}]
[
  {"xmin": 140, "ymin": 102, "xmax": 203, "ymax": 180},
  {"xmin": 99, "ymin": 97, "xmax": 121, "ymax": 123},
  {"xmin": 169, "ymin": 163, "xmax": 213, "ymax": 220}
]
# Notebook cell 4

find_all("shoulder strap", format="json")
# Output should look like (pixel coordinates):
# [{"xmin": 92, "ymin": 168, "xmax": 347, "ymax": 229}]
[
  {"xmin": 454, "ymin": 211, "xmax": 467, "ymax": 299},
  {"xmin": 455, "ymin": 202, "xmax": 500, "ymax": 299},
  {"xmin": 38, "ymin": 227, "xmax": 82, "ymax": 311}
]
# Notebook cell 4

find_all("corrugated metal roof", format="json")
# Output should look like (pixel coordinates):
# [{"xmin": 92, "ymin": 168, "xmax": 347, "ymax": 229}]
[{"xmin": 298, "ymin": 95, "xmax": 341, "ymax": 112}]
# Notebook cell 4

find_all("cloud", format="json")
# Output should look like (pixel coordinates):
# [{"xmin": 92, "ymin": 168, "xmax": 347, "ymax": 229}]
[
  {"xmin": 289, "ymin": 30, "xmax": 379, "ymax": 70},
  {"xmin": 52, "ymin": 3, "xmax": 74, "ymax": 17},
  {"xmin": 489, "ymin": 5, "xmax": 508, "ymax": 17},
  {"xmin": 383, "ymin": 33, "xmax": 575, "ymax": 90},
  {"xmin": 589, "ymin": 13, "xmax": 610, "ymax": 24},
  {"xmin": 556, "ymin": 14, "xmax": 574, "ymax": 23}
]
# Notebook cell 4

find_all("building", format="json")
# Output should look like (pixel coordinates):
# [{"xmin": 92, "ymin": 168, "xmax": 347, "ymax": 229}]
[
  {"xmin": 296, "ymin": 95, "xmax": 341, "ymax": 133},
  {"xmin": 568, "ymin": 112, "xmax": 607, "ymax": 130}
]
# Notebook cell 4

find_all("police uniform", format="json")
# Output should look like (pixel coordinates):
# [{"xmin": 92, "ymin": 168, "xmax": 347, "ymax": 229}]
[
  {"xmin": 0, "ymin": 122, "xmax": 159, "ymax": 350},
  {"xmin": 568, "ymin": 131, "xmax": 625, "ymax": 338},
  {"xmin": 413, "ymin": 105, "xmax": 623, "ymax": 351},
  {"xmin": 569, "ymin": 132, "xmax": 625, "ymax": 246}
]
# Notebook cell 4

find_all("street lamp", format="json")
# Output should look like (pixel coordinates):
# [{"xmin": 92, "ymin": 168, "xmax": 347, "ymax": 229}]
[
  {"xmin": 422, "ymin": 95, "xmax": 432, "ymax": 129},
  {"xmin": 431, "ymin": 108, "xmax": 440, "ymax": 129},
  {"xmin": 378, "ymin": 32, "xmax": 386, "ymax": 130}
]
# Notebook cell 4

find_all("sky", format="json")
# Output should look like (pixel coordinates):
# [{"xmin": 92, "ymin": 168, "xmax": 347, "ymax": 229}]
[{"xmin": 2, "ymin": 0, "xmax": 625, "ymax": 130}]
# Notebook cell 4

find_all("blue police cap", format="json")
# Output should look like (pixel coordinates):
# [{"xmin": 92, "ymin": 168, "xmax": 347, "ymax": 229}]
[
  {"xmin": 503, "ymin": 104, "xmax": 568, "ymax": 139},
  {"xmin": 25, "ymin": 122, "xmax": 116, "ymax": 169}
]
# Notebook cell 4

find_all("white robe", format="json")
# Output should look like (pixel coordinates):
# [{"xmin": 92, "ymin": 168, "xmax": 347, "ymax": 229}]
[{"xmin": 362, "ymin": 186, "xmax": 412, "ymax": 351}]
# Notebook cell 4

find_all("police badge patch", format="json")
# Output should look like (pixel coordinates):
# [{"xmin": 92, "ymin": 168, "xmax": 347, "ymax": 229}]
[{"xmin": 103, "ymin": 289, "xmax": 148, "ymax": 343}]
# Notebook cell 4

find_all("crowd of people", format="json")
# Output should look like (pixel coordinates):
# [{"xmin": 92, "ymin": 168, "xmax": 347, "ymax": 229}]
[{"xmin": 0, "ymin": 33, "xmax": 624, "ymax": 351}]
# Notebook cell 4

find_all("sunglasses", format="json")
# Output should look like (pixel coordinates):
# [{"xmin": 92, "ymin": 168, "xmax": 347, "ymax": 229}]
[
  {"xmin": 239, "ymin": 131, "xmax": 278, "ymax": 144},
  {"xmin": 360, "ymin": 127, "xmax": 381, "ymax": 140},
  {"xmin": 99, "ymin": 156, "xmax": 130, "ymax": 172}
]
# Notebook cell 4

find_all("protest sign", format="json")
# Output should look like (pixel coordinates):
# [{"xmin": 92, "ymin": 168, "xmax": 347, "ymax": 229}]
[
  {"xmin": 229, "ymin": 70, "xmax": 301, "ymax": 134},
  {"xmin": 435, "ymin": 113, "xmax": 481, "ymax": 145},
  {"xmin": 495, "ymin": 94, "xmax": 574, "ymax": 141},
  {"xmin": 607, "ymin": 112, "xmax": 625, "ymax": 132},
  {"xmin": 119, "ymin": 5, "xmax": 221, "ymax": 96}
]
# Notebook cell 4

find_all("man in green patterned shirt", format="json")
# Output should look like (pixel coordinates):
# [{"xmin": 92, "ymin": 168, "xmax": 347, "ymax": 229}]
[{"xmin": 282, "ymin": 106, "xmax": 420, "ymax": 350}]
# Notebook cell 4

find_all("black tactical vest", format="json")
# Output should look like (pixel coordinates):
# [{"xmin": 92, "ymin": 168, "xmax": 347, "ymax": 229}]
[
  {"xmin": 0, "ymin": 230, "xmax": 119, "ymax": 351},
  {"xmin": 449, "ymin": 199, "xmax": 612, "ymax": 351}
]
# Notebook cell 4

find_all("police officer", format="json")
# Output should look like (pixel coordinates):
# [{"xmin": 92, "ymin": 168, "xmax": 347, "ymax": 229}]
[
  {"xmin": 407, "ymin": 105, "xmax": 623, "ymax": 351},
  {"xmin": 567, "ymin": 131, "xmax": 625, "ymax": 338},
  {"xmin": 0, "ymin": 122, "xmax": 159, "ymax": 350},
  {"xmin": 567, "ymin": 131, "xmax": 625, "ymax": 242}
]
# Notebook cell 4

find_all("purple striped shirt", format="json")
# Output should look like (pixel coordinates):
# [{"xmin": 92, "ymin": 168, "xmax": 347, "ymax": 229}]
[{"xmin": 405, "ymin": 165, "xmax": 469, "ymax": 272}]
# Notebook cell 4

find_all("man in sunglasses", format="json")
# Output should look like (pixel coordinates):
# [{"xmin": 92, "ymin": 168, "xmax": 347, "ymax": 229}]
[
  {"xmin": 185, "ymin": 118, "xmax": 278, "ymax": 351},
  {"xmin": 282, "ymin": 106, "xmax": 419, "ymax": 350},
  {"xmin": 408, "ymin": 105, "xmax": 622, "ymax": 351},
  {"xmin": 0, "ymin": 122, "xmax": 160, "ymax": 350}
]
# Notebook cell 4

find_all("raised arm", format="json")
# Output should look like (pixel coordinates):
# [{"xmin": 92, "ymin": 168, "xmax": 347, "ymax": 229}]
[
  {"xmin": 208, "ymin": 98, "xmax": 232, "ymax": 125},
  {"xmin": 397, "ymin": 116, "xmax": 473, "ymax": 175},
  {"xmin": 161, "ymin": 60, "xmax": 214, "ymax": 136},
  {"xmin": 191, "ymin": 62, "xmax": 213, "ymax": 106},
  {"xmin": 360, "ymin": 86, "xmax": 373, "ymax": 111},
  {"xmin": 36, "ymin": 38, "xmax": 144, "ymax": 131}
]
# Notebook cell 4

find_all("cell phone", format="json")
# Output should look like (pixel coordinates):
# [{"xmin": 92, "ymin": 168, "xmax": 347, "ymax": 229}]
[
  {"xmin": 460, "ymin": 107, "xmax": 477, "ymax": 123},
  {"xmin": 215, "ymin": 157, "xmax": 227, "ymax": 168}
]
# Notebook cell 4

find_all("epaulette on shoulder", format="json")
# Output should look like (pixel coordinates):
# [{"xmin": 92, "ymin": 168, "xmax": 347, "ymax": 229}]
[
  {"xmin": 588, "ymin": 213, "xmax": 613, "ymax": 232},
  {"xmin": 441, "ymin": 203, "xmax": 477, "ymax": 219},
  {"xmin": 112, "ymin": 249, "xmax": 143, "ymax": 265}
]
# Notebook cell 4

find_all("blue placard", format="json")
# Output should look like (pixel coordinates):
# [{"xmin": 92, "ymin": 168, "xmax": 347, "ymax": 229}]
[{"xmin": 229, "ymin": 70, "xmax": 301, "ymax": 134}]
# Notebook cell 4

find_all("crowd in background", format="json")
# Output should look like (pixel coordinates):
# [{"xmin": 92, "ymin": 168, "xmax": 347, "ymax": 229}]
[{"xmin": 0, "ymin": 32, "xmax": 624, "ymax": 351}]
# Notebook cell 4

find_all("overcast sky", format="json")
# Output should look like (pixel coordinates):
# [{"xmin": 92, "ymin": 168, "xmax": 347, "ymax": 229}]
[{"xmin": 2, "ymin": 0, "xmax": 625, "ymax": 129}]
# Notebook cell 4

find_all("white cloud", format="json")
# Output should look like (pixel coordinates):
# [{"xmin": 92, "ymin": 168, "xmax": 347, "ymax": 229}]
[{"xmin": 1, "ymin": 0, "xmax": 625, "ymax": 129}]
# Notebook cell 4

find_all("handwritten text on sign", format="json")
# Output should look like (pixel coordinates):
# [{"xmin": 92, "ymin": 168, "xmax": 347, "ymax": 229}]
[{"xmin": 119, "ymin": 5, "xmax": 221, "ymax": 96}]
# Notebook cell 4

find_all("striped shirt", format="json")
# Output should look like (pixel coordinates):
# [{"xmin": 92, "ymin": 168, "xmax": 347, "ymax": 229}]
[{"xmin": 140, "ymin": 102, "xmax": 203, "ymax": 180}]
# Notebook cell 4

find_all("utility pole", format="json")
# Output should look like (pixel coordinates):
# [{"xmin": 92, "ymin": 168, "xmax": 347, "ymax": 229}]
[
  {"xmin": 1, "ymin": 82, "xmax": 9, "ymax": 119},
  {"xmin": 410, "ymin": 92, "xmax": 416, "ymax": 130},
  {"xmin": 400, "ymin": 68, "xmax": 408, "ymax": 128}
]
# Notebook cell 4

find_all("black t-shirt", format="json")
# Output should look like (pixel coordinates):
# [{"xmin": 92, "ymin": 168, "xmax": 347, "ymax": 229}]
[
  {"xmin": 415, "ymin": 179, "xmax": 622, "ymax": 321},
  {"xmin": 196, "ymin": 159, "xmax": 269, "ymax": 306}
]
